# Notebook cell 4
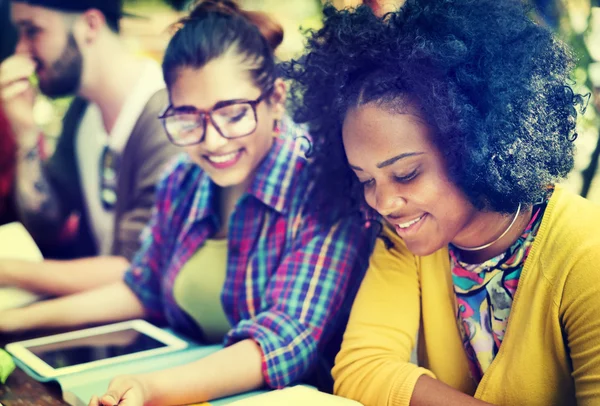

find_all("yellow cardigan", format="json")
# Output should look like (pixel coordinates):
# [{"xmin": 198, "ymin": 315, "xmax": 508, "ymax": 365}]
[{"xmin": 333, "ymin": 186, "xmax": 600, "ymax": 406}]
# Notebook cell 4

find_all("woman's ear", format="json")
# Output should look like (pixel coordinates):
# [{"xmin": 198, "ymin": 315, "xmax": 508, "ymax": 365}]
[{"xmin": 268, "ymin": 78, "xmax": 287, "ymax": 120}]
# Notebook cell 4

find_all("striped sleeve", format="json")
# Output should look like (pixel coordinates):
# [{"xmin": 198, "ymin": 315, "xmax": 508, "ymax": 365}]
[
  {"xmin": 122, "ymin": 154, "xmax": 186, "ymax": 322},
  {"xmin": 122, "ymin": 205, "xmax": 166, "ymax": 322},
  {"xmin": 223, "ymin": 216, "xmax": 368, "ymax": 388}
]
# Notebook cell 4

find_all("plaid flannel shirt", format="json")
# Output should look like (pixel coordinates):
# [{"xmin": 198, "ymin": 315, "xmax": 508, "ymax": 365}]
[{"xmin": 123, "ymin": 131, "xmax": 373, "ymax": 388}]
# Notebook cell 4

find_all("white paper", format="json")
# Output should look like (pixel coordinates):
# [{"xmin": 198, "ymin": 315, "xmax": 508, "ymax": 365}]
[
  {"xmin": 0, "ymin": 222, "xmax": 44, "ymax": 311},
  {"xmin": 227, "ymin": 386, "xmax": 364, "ymax": 406}
]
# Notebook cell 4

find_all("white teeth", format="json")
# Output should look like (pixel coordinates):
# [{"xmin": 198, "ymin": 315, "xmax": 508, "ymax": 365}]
[
  {"xmin": 207, "ymin": 151, "xmax": 239, "ymax": 163},
  {"xmin": 397, "ymin": 215, "xmax": 424, "ymax": 229}
]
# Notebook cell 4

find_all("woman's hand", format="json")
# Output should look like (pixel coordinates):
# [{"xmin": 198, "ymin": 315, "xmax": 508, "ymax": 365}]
[
  {"xmin": 87, "ymin": 340, "xmax": 264, "ymax": 406},
  {"xmin": 89, "ymin": 375, "xmax": 151, "ymax": 406}
]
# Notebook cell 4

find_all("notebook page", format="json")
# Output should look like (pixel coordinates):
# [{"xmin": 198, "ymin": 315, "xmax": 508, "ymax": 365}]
[
  {"xmin": 227, "ymin": 386, "xmax": 363, "ymax": 406},
  {"xmin": 0, "ymin": 222, "xmax": 43, "ymax": 311}
]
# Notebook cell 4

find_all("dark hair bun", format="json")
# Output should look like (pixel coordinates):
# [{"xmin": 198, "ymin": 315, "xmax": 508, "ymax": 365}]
[{"xmin": 189, "ymin": 0, "xmax": 284, "ymax": 51}]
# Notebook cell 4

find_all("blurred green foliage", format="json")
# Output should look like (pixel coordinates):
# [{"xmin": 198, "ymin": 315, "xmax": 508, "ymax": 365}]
[{"xmin": 549, "ymin": 0, "xmax": 600, "ymax": 197}]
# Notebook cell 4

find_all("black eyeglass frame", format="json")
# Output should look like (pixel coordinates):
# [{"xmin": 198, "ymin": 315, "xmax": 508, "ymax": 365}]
[{"xmin": 158, "ymin": 91, "xmax": 271, "ymax": 147}]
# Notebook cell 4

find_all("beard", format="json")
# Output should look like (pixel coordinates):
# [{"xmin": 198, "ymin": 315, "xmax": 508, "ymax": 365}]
[{"xmin": 37, "ymin": 32, "xmax": 83, "ymax": 98}]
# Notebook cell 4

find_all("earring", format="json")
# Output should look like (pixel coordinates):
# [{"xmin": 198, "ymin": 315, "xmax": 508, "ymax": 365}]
[{"xmin": 273, "ymin": 119, "xmax": 281, "ymax": 135}]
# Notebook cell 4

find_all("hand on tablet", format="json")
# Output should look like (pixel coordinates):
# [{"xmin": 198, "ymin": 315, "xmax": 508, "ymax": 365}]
[{"xmin": 89, "ymin": 375, "xmax": 150, "ymax": 406}]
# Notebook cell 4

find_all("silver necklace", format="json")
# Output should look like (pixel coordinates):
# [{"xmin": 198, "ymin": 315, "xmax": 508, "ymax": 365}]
[{"xmin": 452, "ymin": 203, "xmax": 522, "ymax": 252}]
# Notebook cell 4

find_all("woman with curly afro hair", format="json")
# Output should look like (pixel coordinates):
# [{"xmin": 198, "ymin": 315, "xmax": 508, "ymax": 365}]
[{"xmin": 286, "ymin": 0, "xmax": 598, "ymax": 404}]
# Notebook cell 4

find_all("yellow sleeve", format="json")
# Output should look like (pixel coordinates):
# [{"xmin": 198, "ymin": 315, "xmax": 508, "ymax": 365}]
[
  {"xmin": 332, "ymin": 225, "xmax": 435, "ymax": 406},
  {"xmin": 561, "ymin": 244, "xmax": 600, "ymax": 405}
]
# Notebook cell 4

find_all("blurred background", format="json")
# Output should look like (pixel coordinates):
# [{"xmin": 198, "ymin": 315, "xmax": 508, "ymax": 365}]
[{"xmin": 1, "ymin": 0, "xmax": 600, "ymax": 202}]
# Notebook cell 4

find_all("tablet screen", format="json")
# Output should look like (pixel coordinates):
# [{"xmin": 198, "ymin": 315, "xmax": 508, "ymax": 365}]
[{"xmin": 24, "ymin": 328, "xmax": 167, "ymax": 369}]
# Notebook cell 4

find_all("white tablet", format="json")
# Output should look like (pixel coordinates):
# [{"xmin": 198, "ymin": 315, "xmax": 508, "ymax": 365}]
[{"xmin": 5, "ymin": 320, "xmax": 188, "ymax": 378}]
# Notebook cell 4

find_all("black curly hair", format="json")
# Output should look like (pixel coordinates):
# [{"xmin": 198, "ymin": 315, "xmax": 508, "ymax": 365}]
[{"xmin": 285, "ymin": 0, "xmax": 585, "ymax": 218}]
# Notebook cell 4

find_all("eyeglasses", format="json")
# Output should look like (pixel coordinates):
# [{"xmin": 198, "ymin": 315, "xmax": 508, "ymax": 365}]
[
  {"xmin": 158, "ymin": 92, "xmax": 269, "ymax": 147},
  {"xmin": 99, "ymin": 145, "xmax": 119, "ymax": 210}
]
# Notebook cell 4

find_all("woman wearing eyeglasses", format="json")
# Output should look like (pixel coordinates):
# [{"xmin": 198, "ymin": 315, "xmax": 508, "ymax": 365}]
[
  {"xmin": 286, "ymin": 1, "xmax": 600, "ymax": 405},
  {"xmin": 0, "ymin": 1, "xmax": 373, "ymax": 404}
]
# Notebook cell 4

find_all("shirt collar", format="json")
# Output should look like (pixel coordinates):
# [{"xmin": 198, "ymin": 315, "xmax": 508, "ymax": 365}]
[
  {"xmin": 188, "ymin": 133, "xmax": 306, "ymax": 223},
  {"xmin": 247, "ymin": 136, "xmax": 306, "ymax": 214},
  {"xmin": 188, "ymin": 167, "xmax": 218, "ymax": 224}
]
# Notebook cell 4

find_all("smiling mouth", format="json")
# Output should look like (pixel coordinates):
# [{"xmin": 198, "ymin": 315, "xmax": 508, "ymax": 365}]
[
  {"xmin": 396, "ymin": 214, "xmax": 425, "ymax": 229},
  {"xmin": 205, "ymin": 150, "xmax": 241, "ymax": 163},
  {"xmin": 203, "ymin": 149, "xmax": 244, "ymax": 168}
]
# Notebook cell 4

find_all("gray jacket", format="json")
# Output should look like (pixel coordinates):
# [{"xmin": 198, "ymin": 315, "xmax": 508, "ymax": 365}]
[{"xmin": 27, "ymin": 89, "xmax": 179, "ymax": 260}]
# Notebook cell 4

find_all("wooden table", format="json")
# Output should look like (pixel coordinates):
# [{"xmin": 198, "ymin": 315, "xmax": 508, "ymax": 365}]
[
  {"xmin": 0, "ymin": 330, "xmax": 260, "ymax": 406},
  {"xmin": 0, "ymin": 368, "xmax": 69, "ymax": 405},
  {"xmin": 1, "ymin": 333, "xmax": 70, "ymax": 406}
]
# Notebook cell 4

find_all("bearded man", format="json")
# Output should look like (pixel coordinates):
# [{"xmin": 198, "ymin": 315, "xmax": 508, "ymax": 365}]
[{"xmin": 0, "ymin": 0, "xmax": 179, "ymax": 296}]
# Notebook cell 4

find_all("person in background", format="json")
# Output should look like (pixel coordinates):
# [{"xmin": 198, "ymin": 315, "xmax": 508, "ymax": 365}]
[
  {"xmin": 0, "ymin": 0, "xmax": 18, "ymax": 225},
  {"xmin": 286, "ymin": 0, "xmax": 600, "ymax": 405},
  {"xmin": 0, "ymin": 1, "xmax": 374, "ymax": 405},
  {"xmin": 0, "ymin": 0, "xmax": 179, "ymax": 295}
]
